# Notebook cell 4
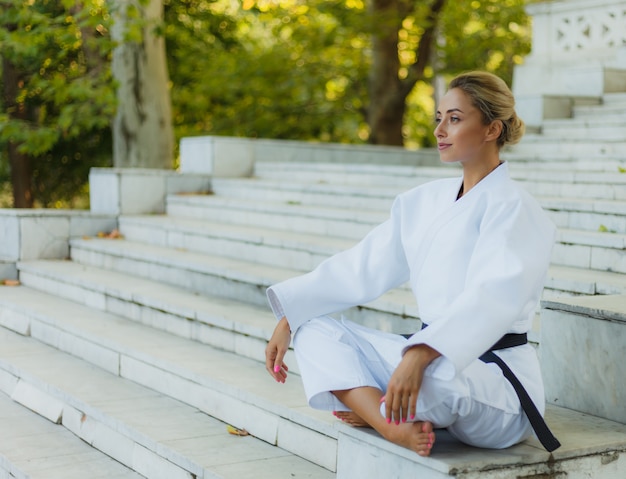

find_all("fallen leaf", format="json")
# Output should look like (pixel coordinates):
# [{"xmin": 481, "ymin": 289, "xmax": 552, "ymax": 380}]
[
  {"xmin": 1, "ymin": 279, "xmax": 20, "ymax": 286},
  {"xmin": 226, "ymin": 424, "xmax": 249, "ymax": 436},
  {"xmin": 97, "ymin": 229, "xmax": 124, "ymax": 239}
]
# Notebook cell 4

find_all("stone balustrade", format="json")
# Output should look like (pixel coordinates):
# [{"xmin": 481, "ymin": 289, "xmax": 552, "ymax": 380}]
[
  {"xmin": 527, "ymin": 0, "xmax": 626, "ymax": 63},
  {"xmin": 513, "ymin": 0, "xmax": 626, "ymax": 127}
]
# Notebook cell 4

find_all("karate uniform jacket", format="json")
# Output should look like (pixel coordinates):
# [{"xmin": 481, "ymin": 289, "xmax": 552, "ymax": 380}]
[{"xmin": 267, "ymin": 162, "xmax": 556, "ymax": 405}]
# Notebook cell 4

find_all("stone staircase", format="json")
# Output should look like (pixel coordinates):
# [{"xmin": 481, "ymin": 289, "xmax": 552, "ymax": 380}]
[
  {"xmin": 2, "ymin": 42, "xmax": 626, "ymax": 479},
  {"xmin": 1, "ymin": 124, "xmax": 626, "ymax": 477}
]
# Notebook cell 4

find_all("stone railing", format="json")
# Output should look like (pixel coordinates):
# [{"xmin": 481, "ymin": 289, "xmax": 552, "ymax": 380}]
[
  {"xmin": 527, "ymin": 0, "xmax": 626, "ymax": 63},
  {"xmin": 512, "ymin": 0, "xmax": 626, "ymax": 124}
]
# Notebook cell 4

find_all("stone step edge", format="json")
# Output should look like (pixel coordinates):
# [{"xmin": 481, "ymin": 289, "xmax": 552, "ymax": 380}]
[
  {"xmin": 71, "ymin": 230, "xmax": 626, "ymax": 300},
  {"xmin": 167, "ymin": 187, "xmax": 626, "ymax": 218},
  {"xmin": 0, "ymin": 329, "xmax": 337, "ymax": 478},
  {"xmin": 0, "ymin": 288, "xmax": 620, "ymax": 477},
  {"xmin": 4, "ymin": 289, "xmax": 624, "ymax": 479},
  {"xmin": 0, "ymin": 391, "xmax": 145, "ymax": 479},
  {"xmin": 121, "ymin": 213, "xmax": 626, "ymax": 252},
  {"xmin": 14, "ymin": 260, "xmax": 287, "ymax": 368},
  {"xmin": 63, "ymin": 239, "xmax": 420, "ymax": 321},
  {"xmin": 0, "ymin": 306, "xmax": 339, "ymax": 474}
]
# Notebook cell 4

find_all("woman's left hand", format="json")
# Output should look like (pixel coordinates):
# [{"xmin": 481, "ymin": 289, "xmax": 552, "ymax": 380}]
[{"xmin": 384, "ymin": 344, "xmax": 440, "ymax": 424}]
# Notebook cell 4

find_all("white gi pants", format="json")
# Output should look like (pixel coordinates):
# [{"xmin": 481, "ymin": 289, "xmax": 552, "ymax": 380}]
[{"xmin": 293, "ymin": 316, "xmax": 534, "ymax": 449}]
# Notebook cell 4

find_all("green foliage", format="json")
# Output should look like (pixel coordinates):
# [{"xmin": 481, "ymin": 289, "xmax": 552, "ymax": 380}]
[
  {"xmin": 165, "ymin": 0, "xmax": 370, "ymax": 145},
  {"xmin": 166, "ymin": 0, "xmax": 531, "ymax": 147},
  {"xmin": 0, "ymin": 0, "xmax": 115, "ymax": 207},
  {"xmin": 438, "ymin": 0, "xmax": 531, "ymax": 83},
  {"xmin": 1, "ymin": 0, "xmax": 533, "ymax": 207}
]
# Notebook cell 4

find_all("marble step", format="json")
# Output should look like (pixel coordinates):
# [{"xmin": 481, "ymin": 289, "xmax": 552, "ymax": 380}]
[
  {"xmin": 573, "ymin": 92, "xmax": 626, "ymax": 118},
  {"xmin": 21, "ymin": 244, "xmax": 420, "ymax": 334},
  {"xmin": 118, "ymin": 209, "xmax": 626, "ymax": 276},
  {"xmin": 552, "ymin": 228, "xmax": 626, "ymax": 274},
  {"xmin": 166, "ymin": 195, "xmax": 384, "ymax": 241},
  {"xmin": 544, "ymin": 198, "xmax": 626, "ymax": 233},
  {"xmin": 15, "ymin": 253, "xmax": 626, "ymax": 355},
  {"xmin": 0, "ymin": 323, "xmax": 335, "ymax": 478},
  {"xmin": 67, "ymin": 232, "xmax": 626, "ymax": 314},
  {"xmin": 167, "ymin": 191, "xmax": 626, "ymax": 245},
  {"xmin": 511, "ymin": 137, "xmax": 626, "ymax": 157},
  {"xmin": 13, "ymin": 259, "xmax": 291, "ymax": 367},
  {"xmin": 0, "ymin": 289, "xmax": 625, "ymax": 479},
  {"xmin": 117, "ymin": 214, "xmax": 352, "ymax": 273},
  {"xmin": 210, "ymin": 177, "xmax": 402, "ymax": 211},
  {"xmin": 253, "ymin": 160, "xmax": 626, "ymax": 186},
  {"xmin": 0, "ymin": 392, "xmax": 145, "ymax": 479},
  {"xmin": 540, "ymin": 118, "xmax": 626, "ymax": 140}
]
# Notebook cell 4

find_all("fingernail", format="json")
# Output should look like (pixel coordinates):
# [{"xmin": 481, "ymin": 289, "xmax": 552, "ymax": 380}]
[
  {"xmin": 332, "ymin": 411, "xmax": 337, "ymax": 416},
  {"xmin": 395, "ymin": 419, "xmax": 399, "ymax": 425},
  {"xmin": 428, "ymin": 442, "xmax": 432, "ymax": 448},
  {"xmin": 386, "ymin": 418, "xmax": 391, "ymax": 424},
  {"xmin": 274, "ymin": 365, "xmax": 280, "ymax": 373},
  {"xmin": 402, "ymin": 417, "xmax": 407, "ymax": 423},
  {"xmin": 379, "ymin": 396, "xmax": 385, "ymax": 404},
  {"xmin": 410, "ymin": 414, "xmax": 415, "ymax": 420}
]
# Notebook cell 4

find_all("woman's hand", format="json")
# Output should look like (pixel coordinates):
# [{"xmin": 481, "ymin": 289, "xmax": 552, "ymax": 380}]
[
  {"xmin": 265, "ymin": 316, "xmax": 291, "ymax": 383},
  {"xmin": 384, "ymin": 344, "xmax": 440, "ymax": 424}
]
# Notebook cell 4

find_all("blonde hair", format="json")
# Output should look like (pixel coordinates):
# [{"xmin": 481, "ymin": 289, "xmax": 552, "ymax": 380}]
[{"xmin": 448, "ymin": 71, "xmax": 525, "ymax": 148}]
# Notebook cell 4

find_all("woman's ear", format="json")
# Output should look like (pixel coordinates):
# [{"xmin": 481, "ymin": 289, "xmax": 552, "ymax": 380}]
[{"xmin": 486, "ymin": 120, "xmax": 503, "ymax": 142}]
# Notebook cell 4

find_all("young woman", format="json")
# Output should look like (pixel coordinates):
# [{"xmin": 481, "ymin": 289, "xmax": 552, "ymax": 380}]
[{"xmin": 264, "ymin": 71, "xmax": 559, "ymax": 457}]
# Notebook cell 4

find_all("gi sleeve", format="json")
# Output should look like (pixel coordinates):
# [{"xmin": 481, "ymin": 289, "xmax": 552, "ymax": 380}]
[
  {"xmin": 267, "ymin": 196, "xmax": 410, "ymax": 333},
  {"xmin": 404, "ymin": 195, "xmax": 556, "ymax": 378}
]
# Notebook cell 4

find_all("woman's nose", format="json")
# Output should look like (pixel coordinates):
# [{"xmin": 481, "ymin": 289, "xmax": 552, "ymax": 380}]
[{"xmin": 434, "ymin": 121, "xmax": 445, "ymax": 138}]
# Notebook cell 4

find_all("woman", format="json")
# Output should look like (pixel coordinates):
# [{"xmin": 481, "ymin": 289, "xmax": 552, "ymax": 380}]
[{"xmin": 264, "ymin": 71, "xmax": 559, "ymax": 457}]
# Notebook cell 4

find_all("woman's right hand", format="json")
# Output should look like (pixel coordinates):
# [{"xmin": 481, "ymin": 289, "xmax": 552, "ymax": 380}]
[{"xmin": 265, "ymin": 316, "xmax": 291, "ymax": 383}]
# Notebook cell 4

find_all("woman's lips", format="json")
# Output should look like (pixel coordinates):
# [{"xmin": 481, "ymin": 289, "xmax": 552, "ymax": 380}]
[{"xmin": 438, "ymin": 143, "xmax": 451, "ymax": 151}]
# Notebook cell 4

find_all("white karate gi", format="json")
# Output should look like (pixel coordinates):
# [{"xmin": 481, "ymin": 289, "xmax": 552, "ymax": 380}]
[{"xmin": 266, "ymin": 162, "xmax": 556, "ymax": 449}]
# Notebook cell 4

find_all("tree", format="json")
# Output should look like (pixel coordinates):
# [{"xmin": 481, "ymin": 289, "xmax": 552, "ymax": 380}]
[
  {"xmin": 111, "ymin": 0, "xmax": 174, "ymax": 168},
  {"xmin": 167, "ymin": 0, "xmax": 530, "ymax": 148},
  {"xmin": 0, "ymin": 0, "xmax": 115, "ymax": 207},
  {"xmin": 365, "ymin": 0, "xmax": 531, "ymax": 146},
  {"xmin": 165, "ymin": 0, "xmax": 370, "ymax": 145},
  {"xmin": 367, "ymin": 0, "xmax": 446, "ymax": 145}
]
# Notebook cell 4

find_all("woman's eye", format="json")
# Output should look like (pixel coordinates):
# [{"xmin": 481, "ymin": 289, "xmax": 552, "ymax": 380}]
[
  {"xmin": 435, "ymin": 118, "xmax": 441, "ymax": 124},
  {"xmin": 451, "ymin": 116, "xmax": 460, "ymax": 122}
]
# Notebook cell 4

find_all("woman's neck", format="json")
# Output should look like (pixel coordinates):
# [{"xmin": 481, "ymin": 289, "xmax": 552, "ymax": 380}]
[{"xmin": 459, "ymin": 157, "xmax": 502, "ymax": 198}]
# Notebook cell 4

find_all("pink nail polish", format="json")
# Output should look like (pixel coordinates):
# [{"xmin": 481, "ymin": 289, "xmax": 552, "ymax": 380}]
[
  {"xmin": 386, "ymin": 418, "xmax": 391, "ymax": 424},
  {"xmin": 395, "ymin": 419, "xmax": 399, "ymax": 425},
  {"xmin": 402, "ymin": 417, "xmax": 407, "ymax": 423},
  {"xmin": 379, "ymin": 396, "xmax": 385, "ymax": 403},
  {"xmin": 274, "ymin": 365, "xmax": 280, "ymax": 373}
]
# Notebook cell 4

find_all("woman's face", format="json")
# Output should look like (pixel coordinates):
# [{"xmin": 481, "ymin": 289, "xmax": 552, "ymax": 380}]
[{"xmin": 434, "ymin": 88, "xmax": 495, "ymax": 164}]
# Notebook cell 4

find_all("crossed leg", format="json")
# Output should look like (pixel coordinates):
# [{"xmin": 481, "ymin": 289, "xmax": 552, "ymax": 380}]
[{"xmin": 332, "ymin": 386, "xmax": 434, "ymax": 457}]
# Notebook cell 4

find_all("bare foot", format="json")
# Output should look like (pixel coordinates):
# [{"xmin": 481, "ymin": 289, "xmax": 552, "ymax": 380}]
[
  {"xmin": 333, "ymin": 410, "xmax": 370, "ymax": 427},
  {"xmin": 383, "ymin": 421, "xmax": 435, "ymax": 457}
]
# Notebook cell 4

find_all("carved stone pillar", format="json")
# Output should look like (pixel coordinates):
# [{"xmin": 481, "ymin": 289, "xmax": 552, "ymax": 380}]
[{"xmin": 513, "ymin": 0, "xmax": 626, "ymax": 127}]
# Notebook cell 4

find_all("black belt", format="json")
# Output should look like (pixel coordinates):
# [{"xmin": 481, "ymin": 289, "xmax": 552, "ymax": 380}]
[{"xmin": 410, "ymin": 324, "xmax": 561, "ymax": 452}]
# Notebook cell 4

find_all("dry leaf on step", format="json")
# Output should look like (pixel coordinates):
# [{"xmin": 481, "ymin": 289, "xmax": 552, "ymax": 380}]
[
  {"xmin": 97, "ymin": 229, "xmax": 123, "ymax": 239},
  {"xmin": 226, "ymin": 425, "xmax": 249, "ymax": 436},
  {"xmin": 1, "ymin": 279, "xmax": 20, "ymax": 286}
]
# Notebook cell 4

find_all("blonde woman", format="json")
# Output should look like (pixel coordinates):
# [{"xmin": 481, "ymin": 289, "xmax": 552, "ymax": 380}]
[{"xmin": 265, "ymin": 71, "xmax": 560, "ymax": 456}]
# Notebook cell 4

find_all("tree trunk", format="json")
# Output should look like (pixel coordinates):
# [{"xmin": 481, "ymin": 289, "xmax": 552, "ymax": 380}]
[
  {"xmin": 2, "ymin": 55, "xmax": 33, "ymax": 208},
  {"xmin": 111, "ymin": 0, "xmax": 173, "ymax": 168},
  {"xmin": 367, "ymin": 0, "xmax": 446, "ymax": 146},
  {"xmin": 367, "ymin": 0, "xmax": 405, "ymax": 146}
]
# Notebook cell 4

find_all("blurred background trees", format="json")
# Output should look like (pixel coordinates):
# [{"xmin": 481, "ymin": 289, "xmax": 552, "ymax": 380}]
[{"xmin": 0, "ymin": 0, "xmax": 532, "ymax": 208}]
